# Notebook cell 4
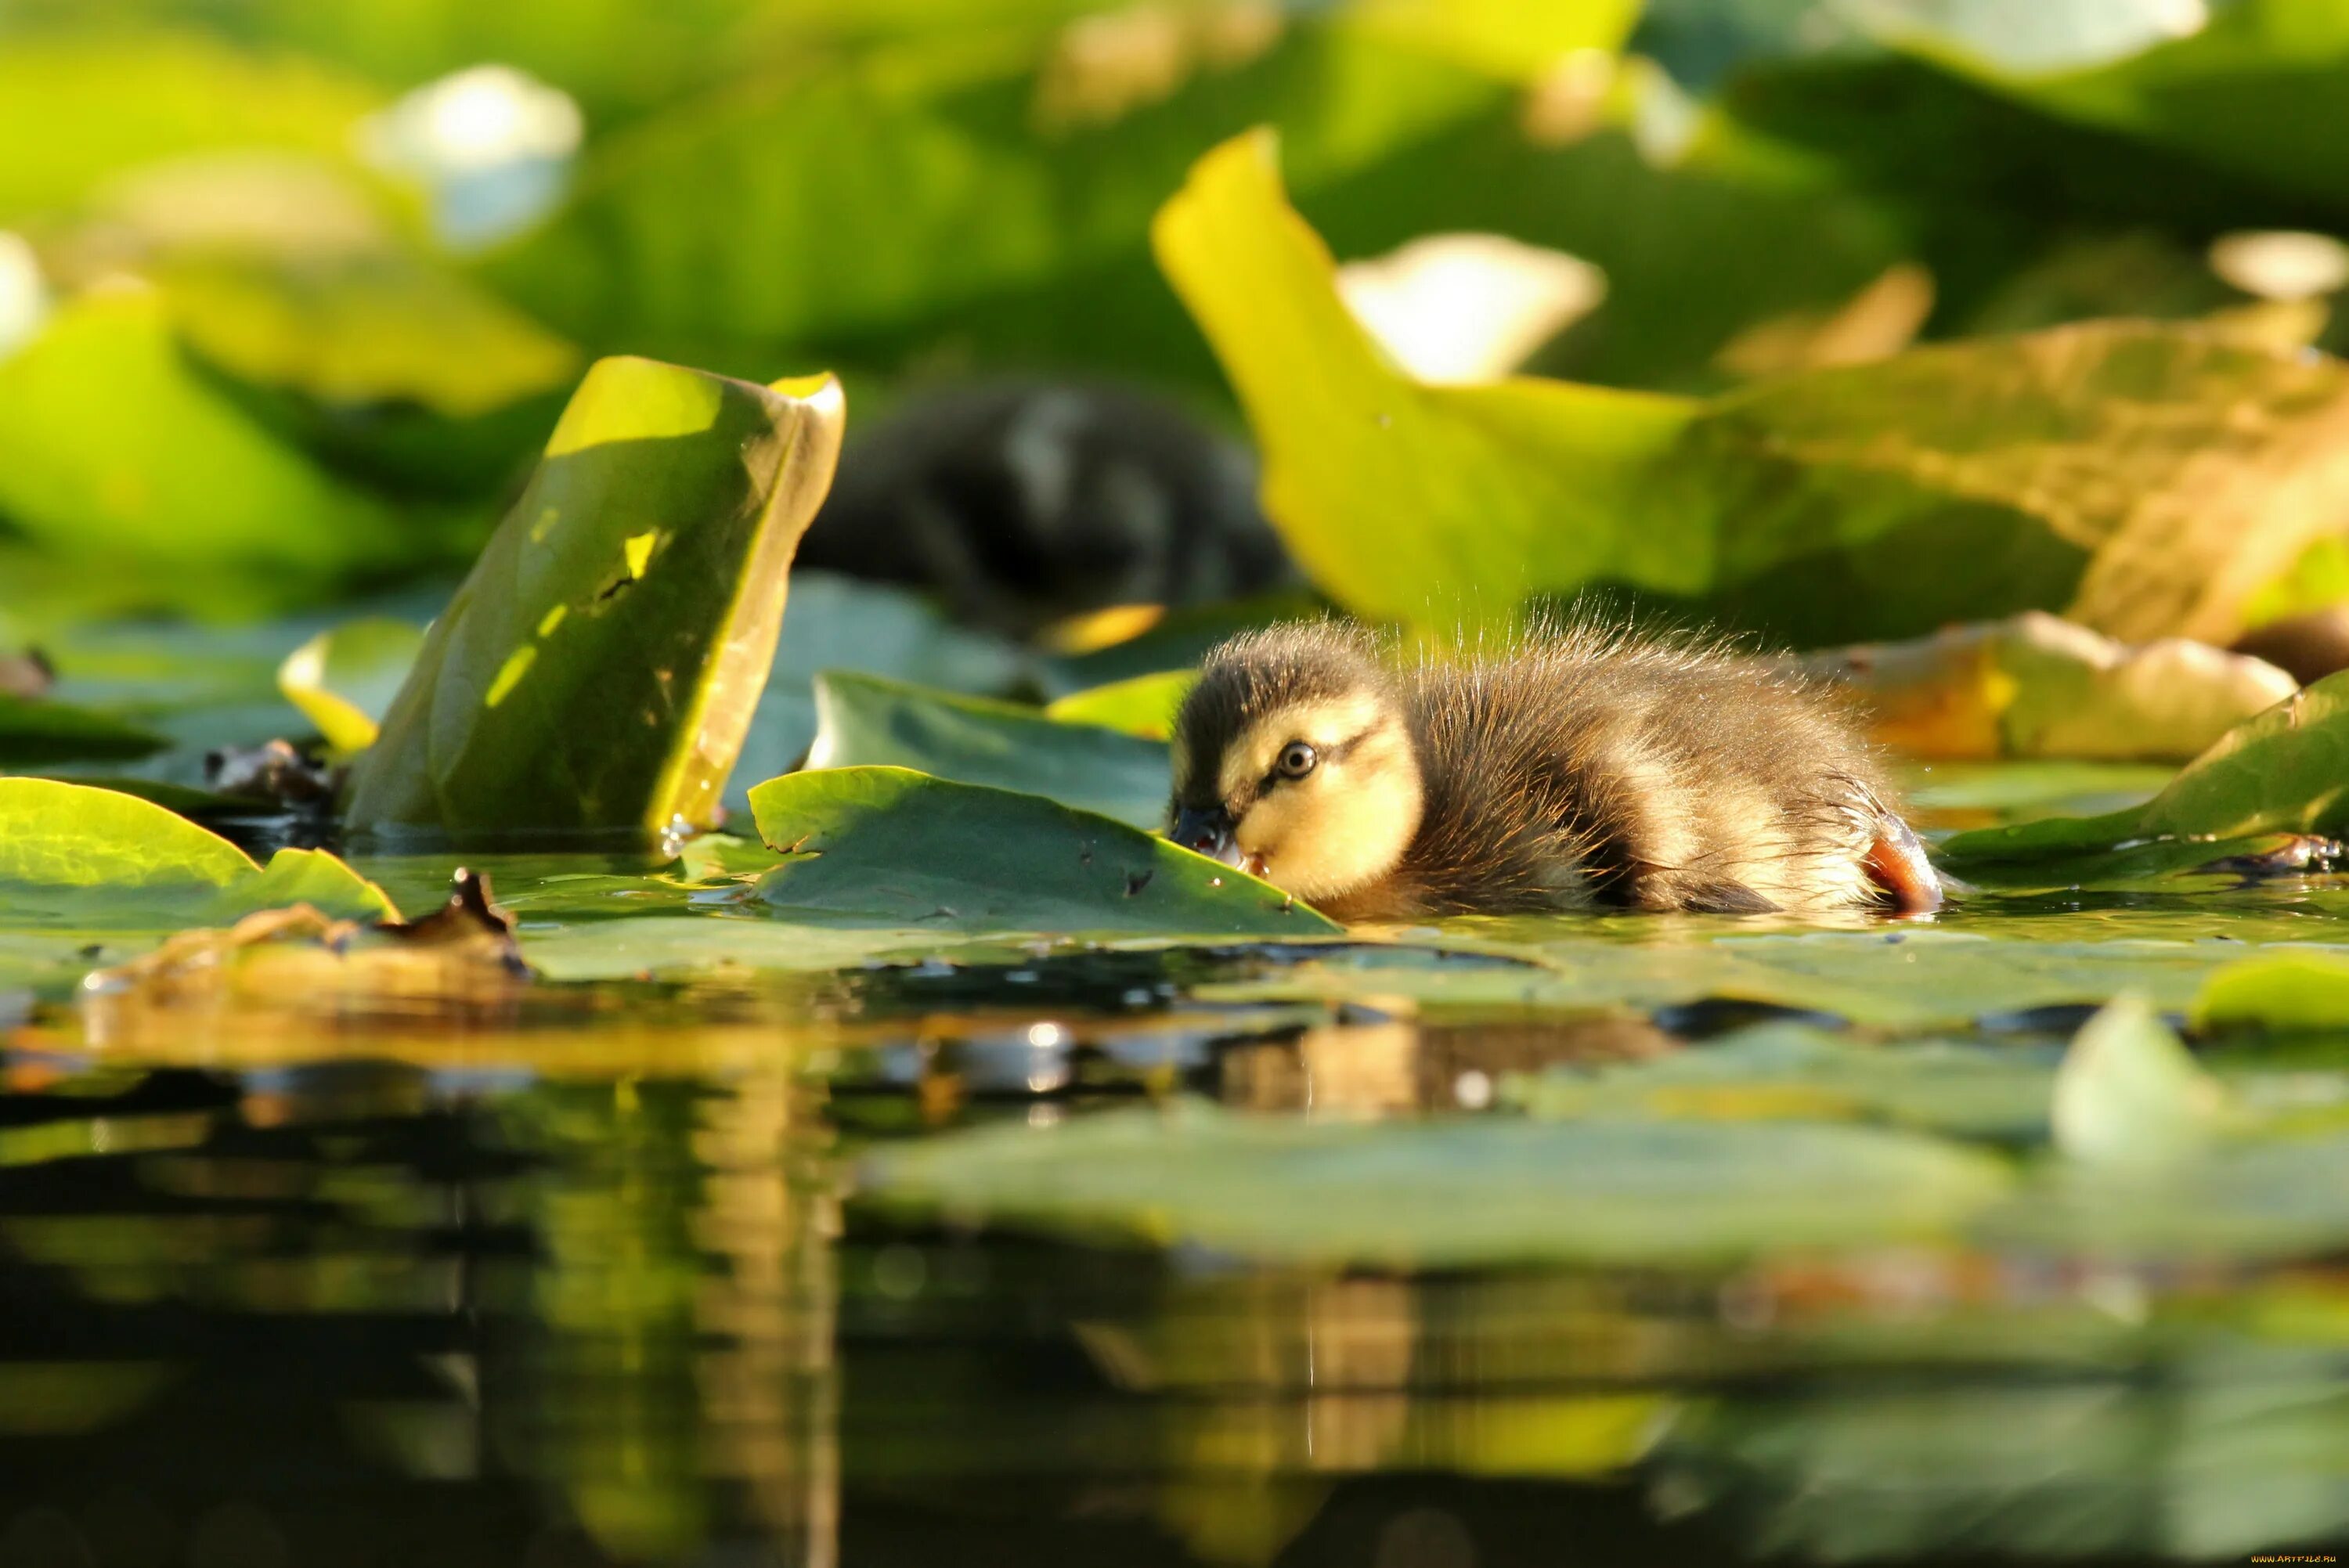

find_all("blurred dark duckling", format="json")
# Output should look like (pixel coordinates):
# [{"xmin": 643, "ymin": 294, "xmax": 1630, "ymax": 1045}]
[
  {"xmin": 799, "ymin": 378, "xmax": 1295, "ymax": 637},
  {"xmin": 1167, "ymin": 621, "xmax": 1941, "ymax": 921}
]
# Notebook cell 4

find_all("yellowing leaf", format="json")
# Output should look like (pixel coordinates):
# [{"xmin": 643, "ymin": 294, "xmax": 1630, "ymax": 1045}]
[
  {"xmin": 1942, "ymin": 670, "xmax": 2349, "ymax": 867},
  {"xmin": 1806, "ymin": 611, "xmax": 2298, "ymax": 761},
  {"xmin": 1153, "ymin": 130, "xmax": 2349, "ymax": 647}
]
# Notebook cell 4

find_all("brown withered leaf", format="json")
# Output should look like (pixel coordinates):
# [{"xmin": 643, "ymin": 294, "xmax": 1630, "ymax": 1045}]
[
  {"xmin": 81, "ymin": 868, "xmax": 531, "ymax": 1045},
  {"xmin": 0, "ymin": 648, "xmax": 51, "ymax": 701}
]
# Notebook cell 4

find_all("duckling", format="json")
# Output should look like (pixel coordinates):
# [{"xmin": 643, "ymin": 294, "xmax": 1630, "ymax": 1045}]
[{"xmin": 1167, "ymin": 621, "xmax": 1942, "ymax": 921}]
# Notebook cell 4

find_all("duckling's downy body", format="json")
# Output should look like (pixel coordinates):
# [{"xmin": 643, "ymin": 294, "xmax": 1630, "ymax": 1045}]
[{"xmin": 1167, "ymin": 622, "xmax": 1940, "ymax": 921}]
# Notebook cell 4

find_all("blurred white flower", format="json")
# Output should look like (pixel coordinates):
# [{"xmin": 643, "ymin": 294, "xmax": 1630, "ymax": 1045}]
[
  {"xmin": 1339, "ymin": 233, "xmax": 1605, "ymax": 385},
  {"xmin": 359, "ymin": 64, "xmax": 583, "ymax": 251},
  {"xmin": 0, "ymin": 233, "xmax": 49, "ymax": 358},
  {"xmin": 2210, "ymin": 230, "xmax": 2349, "ymax": 302},
  {"xmin": 1846, "ymin": 0, "xmax": 2206, "ymax": 74}
]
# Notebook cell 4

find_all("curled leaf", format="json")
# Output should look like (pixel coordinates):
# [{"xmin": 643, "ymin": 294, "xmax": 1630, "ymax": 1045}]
[{"xmin": 343, "ymin": 358, "xmax": 846, "ymax": 838}]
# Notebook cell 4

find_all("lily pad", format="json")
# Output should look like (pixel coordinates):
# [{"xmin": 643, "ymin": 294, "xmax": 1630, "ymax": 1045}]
[
  {"xmin": 0, "ymin": 696, "xmax": 168, "ymax": 767},
  {"xmin": 748, "ymin": 766, "xmax": 1335, "ymax": 936},
  {"xmin": 858, "ymin": 1101, "xmax": 2012, "ymax": 1267},
  {"xmin": 0, "ymin": 777, "xmax": 392, "ymax": 928},
  {"xmin": 1510, "ymin": 1022, "xmax": 2059, "ymax": 1142},
  {"xmin": 343, "ymin": 358, "xmax": 845, "ymax": 839},
  {"xmin": 276, "ymin": 617, "xmax": 427, "ymax": 754},
  {"xmin": 1941, "ymin": 672, "xmax": 2349, "ymax": 868},
  {"xmin": 2192, "ymin": 951, "xmax": 2349, "ymax": 1033},
  {"xmin": 1153, "ymin": 130, "xmax": 2349, "ymax": 647},
  {"xmin": 809, "ymin": 671, "xmax": 1170, "ymax": 828},
  {"xmin": 2049, "ymin": 996, "xmax": 2230, "ymax": 1168}
]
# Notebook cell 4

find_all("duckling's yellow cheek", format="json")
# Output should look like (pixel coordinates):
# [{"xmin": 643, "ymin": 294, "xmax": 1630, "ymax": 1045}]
[{"xmin": 1233, "ymin": 788, "xmax": 1308, "ymax": 863}]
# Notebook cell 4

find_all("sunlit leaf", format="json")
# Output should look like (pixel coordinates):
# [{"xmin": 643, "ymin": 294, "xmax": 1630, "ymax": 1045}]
[
  {"xmin": 1941, "ymin": 672, "xmax": 2349, "ymax": 867},
  {"xmin": 810, "ymin": 671, "xmax": 1169, "ymax": 828},
  {"xmin": 343, "ymin": 358, "xmax": 845, "ymax": 838},
  {"xmin": 2192, "ymin": 950, "xmax": 2349, "ymax": 1033},
  {"xmin": 153, "ymin": 245, "xmax": 582, "ymax": 420},
  {"xmin": 1806, "ymin": 611, "xmax": 2297, "ymax": 762},
  {"xmin": 1042, "ymin": 669, "xmax": 1196, "ymax": 739},
  {"xmin": 276, "ymin": 617, "xmax": 426, "ymax": 754},
  {"xmin": 2050, "ymin": 995, "xmax": 2228, "ymax": 1167},
  {"xmin": 749, "ymin": 765, "xmax": 1336, "ymax": 935},
  {"xmin": 1154, "ymin": 129, "xmax": 2349, "ymax": 646},
  {"xmin": 0, "ymin": 289, "xmax": 406, "ymax": 594},
  {"xmin": 0, "ymin": 777, "xmax": 392, "ymax": 927},
  {"xmin": 0, "ymin": 33, "xmax": 379, "ymax": 222},
  {"xmin": 859, "ymin": 1101, "xmax": 2012, "ymax": 1267}
]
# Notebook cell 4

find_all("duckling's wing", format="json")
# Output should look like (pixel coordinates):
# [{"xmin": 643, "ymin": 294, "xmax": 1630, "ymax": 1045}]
[{"xmin": 1677, "ymin": 880, "xmax": 1781, "ymax": 914}]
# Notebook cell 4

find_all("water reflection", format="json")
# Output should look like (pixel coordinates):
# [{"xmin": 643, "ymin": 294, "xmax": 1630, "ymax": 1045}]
[{"xmin": 2, "ymin": 998, "xmax": 2348, "ymax": 1565}]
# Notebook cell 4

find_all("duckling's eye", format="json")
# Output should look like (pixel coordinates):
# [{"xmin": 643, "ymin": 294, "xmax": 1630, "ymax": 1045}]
[{"xmin": 1275, "ymin": 741, "xmax": 1318, "ymax": 780}]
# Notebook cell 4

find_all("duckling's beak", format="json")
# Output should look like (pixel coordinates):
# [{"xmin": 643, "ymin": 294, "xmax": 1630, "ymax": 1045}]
[{"xmin": 1171, "ymin": 804, "xmax": 1247, "ymax": 869}]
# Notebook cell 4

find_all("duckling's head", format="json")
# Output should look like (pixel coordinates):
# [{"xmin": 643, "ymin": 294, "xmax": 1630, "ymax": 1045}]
[{"xmin": 1167, "ymin": 622, "xmax": 1423, "ymax": 903}]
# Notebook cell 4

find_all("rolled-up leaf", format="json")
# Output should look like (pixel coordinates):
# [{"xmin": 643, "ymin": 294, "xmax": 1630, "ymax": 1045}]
[{"xmin": 345, "ymin": 356, "xmax": 844, "ymax": 838}]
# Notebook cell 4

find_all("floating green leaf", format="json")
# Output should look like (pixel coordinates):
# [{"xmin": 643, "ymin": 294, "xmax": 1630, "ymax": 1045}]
[
  {"xmin": 343, "ymin": 357, "xmax": 845, "ymax": 839},
  {"xmin": 1941, "ymin": 672, "xmax": 2349, "ymax": 868},
  {"xmin": 1512, "ymin": 1022, "xmax": 2059, "ymax": 1142},
  {"xmin": 2193, "ymin": 951, "xmax": 2349, "ymax": 1033},
  {"xmin": 1153, "ymin": 130, "xmax": 2349, "ymax": 646},
  {"xmin": 2050, "ymin": 996, "xmax": 2228, "ymax": 1168},
  {"xmin": 859, "ymin": 1101, "xmax": 2012, "ymax": 1267},
  {"xmin": 276, "ymin": 618, "xmax": 427, "ymax": 754},
  {"xmin": 810, "ymin": 671, "xmax": 1169, "ymax": 828},
  {"xmin": 0, "ymin": 697, "xmax": 167, "ymax": 767},
  {"xmin": 0, "ymin": 777, "xmax": 393, "ymax": 927},
  {"xmin": 749, "ymin": 766, "xmax": 1335, "ymax": 936}
]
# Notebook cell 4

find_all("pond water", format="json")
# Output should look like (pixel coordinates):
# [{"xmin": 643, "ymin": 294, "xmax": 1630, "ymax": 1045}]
[{"xmin": 4, "ymin": 762, "xmax": 2349, "ymax": 1567}]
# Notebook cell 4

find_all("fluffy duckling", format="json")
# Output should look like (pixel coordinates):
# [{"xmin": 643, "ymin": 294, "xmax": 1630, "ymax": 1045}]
[{"xmin": 1167, "ymin": 621, "xmax": 1941, "ymax": 921}]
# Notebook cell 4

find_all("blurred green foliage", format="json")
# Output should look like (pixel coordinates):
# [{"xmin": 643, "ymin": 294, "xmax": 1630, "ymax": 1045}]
[{"xmin": 7, "ymin": 0, "xmax": 2349, "ymax": 636}]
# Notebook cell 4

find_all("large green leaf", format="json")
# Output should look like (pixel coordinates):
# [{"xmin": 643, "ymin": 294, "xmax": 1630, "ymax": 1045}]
[
  {"xmin": 342, "ymin": 357, "xmax": 846, "ymax": 839},
  {"xmin": 0, "ymin": 33, "xmax": 379, "ymax": 223},
  {"xmin": 477, "ymin": 20, "xmax": 1521, "ymax": 377},
  {"xmin": 809, "ymin": 671, "xmax": 1170, "ymax": 828},
  {"xmin": 0, "ymin": 290, "xmax": 407, "ymax": 596},
  {"xmin": 1941, "ymin": 672, "xmax": 2349, "ymax": 867},
  {"xmin": 1153, "ymin": 129, "xmax": 2349, "ymax": 646},
  {"xmin": 0, "ymin": 777, "xmax": 392, "ymax": 927},
  {"xmin": 1872, "ymin": 0, "xmax": 2349, "ymax": 214},
  {"xmin": 858, "ymin": 1101, "xmax": 2011, "ymax": 1267},
  {"xmin": 749, "ymin": 766, "xmax": 1337, "ymax": 936}
]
